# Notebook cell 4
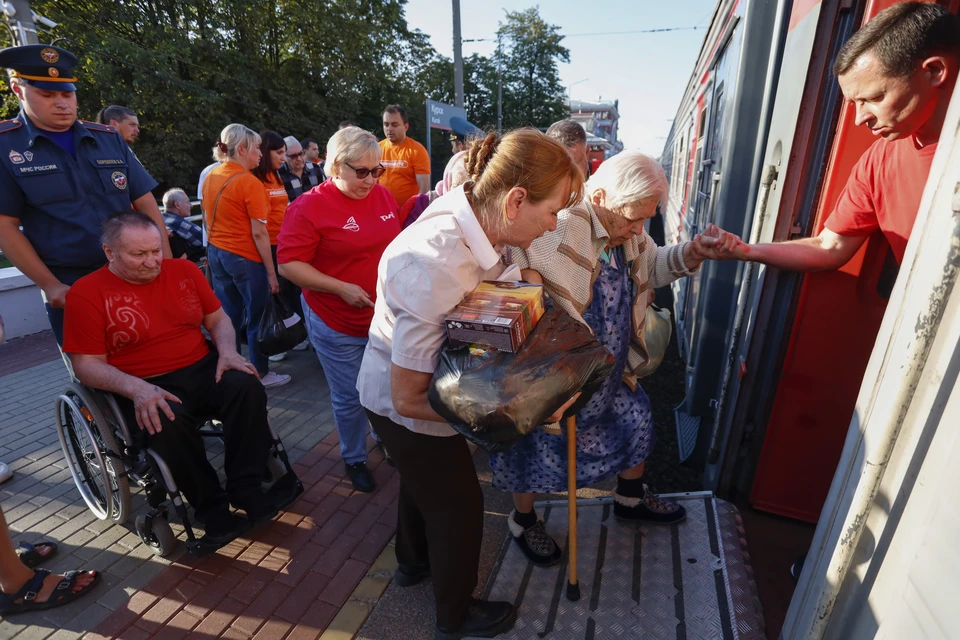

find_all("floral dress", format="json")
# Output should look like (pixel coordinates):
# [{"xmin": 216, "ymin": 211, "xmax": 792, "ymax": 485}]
[{"xmin": 490, "ymin": 245, "xmax": 655, "ymax": 493}]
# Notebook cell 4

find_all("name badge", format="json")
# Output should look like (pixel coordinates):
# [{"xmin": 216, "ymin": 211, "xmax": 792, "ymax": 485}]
[
  {"xmin": 96, "ymin": 158, "xmax": 125, "ymax": 166},
  {"xmin": 16, "ymin": 163, "xmax": 58, "ymax": 175}
]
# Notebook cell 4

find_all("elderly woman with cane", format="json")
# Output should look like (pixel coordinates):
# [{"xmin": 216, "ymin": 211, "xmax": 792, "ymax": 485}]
[{"xmin": 492, "ymin": 150, "xmax": 743, "ymax": 566}]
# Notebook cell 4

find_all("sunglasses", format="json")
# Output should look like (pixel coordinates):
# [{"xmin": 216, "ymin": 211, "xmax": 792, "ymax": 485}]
[
  {"xmin": 286, "ymin": 151, "xmax": 305, "ymax": 159},
  {"xmin": 345, "ymin": 162, "xmax": 387, "ymax": 179}
]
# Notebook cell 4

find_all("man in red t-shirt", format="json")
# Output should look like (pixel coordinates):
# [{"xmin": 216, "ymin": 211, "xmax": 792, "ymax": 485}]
[
  {"xmin": 710, "ymin": 3, "xmax": 958, "ymax": 269},
  {"xmin": 63, "ymin": 211, "xmax": 300, "ymax": 550}
]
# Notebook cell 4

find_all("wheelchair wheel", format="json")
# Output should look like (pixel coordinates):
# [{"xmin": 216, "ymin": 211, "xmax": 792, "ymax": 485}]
[
  {"xmin": 55, "ymin": 383, "xmax": 132, "ymax": 524},
  {"xmin": 135, "ymin": 513, "xmax": 177, "ymax": 557}
]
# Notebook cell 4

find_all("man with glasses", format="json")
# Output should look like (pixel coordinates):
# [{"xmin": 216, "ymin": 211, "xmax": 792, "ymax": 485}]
[{"xmin": 278, "ymin": 136, "xmax": 324, "ymax": 202}]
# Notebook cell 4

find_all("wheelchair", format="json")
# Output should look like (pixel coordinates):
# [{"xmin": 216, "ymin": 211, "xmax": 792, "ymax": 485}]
[{"xmin": 54, "ymin": 379, "xmax": 300, "ymax": 557}]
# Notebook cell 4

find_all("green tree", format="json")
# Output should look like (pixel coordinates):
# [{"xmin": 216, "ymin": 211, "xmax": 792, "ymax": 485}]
[{"xmin": 496, "ymin": 6, "xmax": 569, "ymax": 129}]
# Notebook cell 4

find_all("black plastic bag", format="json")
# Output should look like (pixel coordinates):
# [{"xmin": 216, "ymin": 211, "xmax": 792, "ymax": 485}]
[
  {"xmin": 428, "ymin": 306, "xmax": 616, "ymax": 453},
  {"xmin": 257, "ymin": 294, "xmax": 308, "ymax": 356}
]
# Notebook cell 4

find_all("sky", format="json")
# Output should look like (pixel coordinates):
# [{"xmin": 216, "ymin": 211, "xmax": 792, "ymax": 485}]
[{"xmin": 401, "ymin": 0, "xmax": 718, "ymax": 155}]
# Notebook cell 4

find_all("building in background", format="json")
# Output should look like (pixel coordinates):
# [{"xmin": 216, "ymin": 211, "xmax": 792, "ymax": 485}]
[{"xmin": 570, "ymin": 99, "xmax": 623, "ymax": 165}]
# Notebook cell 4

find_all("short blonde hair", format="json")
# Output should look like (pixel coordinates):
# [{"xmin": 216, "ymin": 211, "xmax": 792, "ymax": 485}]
[
  {"xmin": 325, "ymin": 127, "xmax": 381, "ymax": 178},
  {"xmin": 586, "ymin": 150, "xmax": 667, "ymax": 211},
  {"xmin": 213, "ymin": 124, "xmax": 261, "ymax": 162}
]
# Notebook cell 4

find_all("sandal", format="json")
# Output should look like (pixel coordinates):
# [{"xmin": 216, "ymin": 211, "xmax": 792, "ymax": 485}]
[
  {"xmin": 16, "ymin": 541, "xmax": 58, "ymax": 569},
  {"xmin": 0, "ymin": 568, "xmax": 100, "ymax": 615}
]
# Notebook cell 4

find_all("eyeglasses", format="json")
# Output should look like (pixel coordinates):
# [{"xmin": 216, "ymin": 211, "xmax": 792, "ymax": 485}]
[
  {"xmin": 286, "ymin": 151, "xmax": 305, "ymax": 160},
  {"xmin": 345, "ymin": 162, "xmax": 387, "ymax": 179}
]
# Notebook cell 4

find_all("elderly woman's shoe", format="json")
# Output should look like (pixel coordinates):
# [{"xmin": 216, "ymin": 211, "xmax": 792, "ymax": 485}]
[
  {"xmin": 345, "ymin": 462, "xmax": 375, "ymax": 493},
  {"xmin": 613, "ymin": 485, "xmax": 686, "ymax": 524},
  {"xmin": 508, "ymin": 509, "xmax": 562, "ymax": 567}
]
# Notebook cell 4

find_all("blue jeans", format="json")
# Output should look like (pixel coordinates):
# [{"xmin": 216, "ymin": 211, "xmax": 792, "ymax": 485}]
[
  {"xmin": 302, "ymin": 297, "xmax": 370, "ymax": 465},
  {"xmin": 207, "ymin": 245, "xmax": 269, "ymax": 376}
]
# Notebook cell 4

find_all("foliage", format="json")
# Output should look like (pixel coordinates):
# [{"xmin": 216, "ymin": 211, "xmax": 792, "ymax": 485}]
[{"xmin": 0, "ymin": 1, "xmax": 570, "ymax": 195}]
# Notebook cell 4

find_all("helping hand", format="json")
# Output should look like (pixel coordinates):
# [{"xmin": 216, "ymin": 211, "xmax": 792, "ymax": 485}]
[
  {"xmin": 216, "ymin": 350, "xmax": 259, "ymax": 382},
  {"xmin": 339, "ymin": 283, "xmax": 375, "ymax": 309},
  {"xmin": 132, "ymin": 382, "xmax": 182, "ymax": 435},
  {"xmin": 694, "ymin": 223, "xmax": 749, "ymax": 260}
]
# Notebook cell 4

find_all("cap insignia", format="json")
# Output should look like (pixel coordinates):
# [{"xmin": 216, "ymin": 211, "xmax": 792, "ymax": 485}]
[
  {"xmin": 40, "ymin": 48, "xmax": 59, "ymax": 64},
  {"xmin": 48, "ymin": 67, "xmax": 59, "ymax": 78}
]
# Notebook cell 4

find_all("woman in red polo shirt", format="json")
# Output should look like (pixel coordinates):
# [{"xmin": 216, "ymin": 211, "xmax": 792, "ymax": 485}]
[{"xmin": 277, "ymin": 127, "xmax": 400, "ymax": 493}]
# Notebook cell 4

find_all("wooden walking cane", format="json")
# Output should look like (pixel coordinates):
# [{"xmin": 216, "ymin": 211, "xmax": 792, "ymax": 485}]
[{"xmin": 566, "ymin": 415, "xmax": 580, "ymax": 601}]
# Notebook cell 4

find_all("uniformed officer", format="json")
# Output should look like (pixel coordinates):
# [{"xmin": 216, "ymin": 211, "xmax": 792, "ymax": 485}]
[{"xmin": 0, "ymin": 44, "xmax": 171, "ymax": 344}]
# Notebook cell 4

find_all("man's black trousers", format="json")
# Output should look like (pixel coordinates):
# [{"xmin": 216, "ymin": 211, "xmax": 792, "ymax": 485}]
[{"xmin": 116, "ymin": 351, "xmax": 272, "ymax": 522}]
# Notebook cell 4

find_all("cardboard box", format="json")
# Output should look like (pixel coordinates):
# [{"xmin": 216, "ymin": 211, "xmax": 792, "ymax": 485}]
[{"xmin": 445, "ymin": 281, "xmax": 545, "ymax": 352}]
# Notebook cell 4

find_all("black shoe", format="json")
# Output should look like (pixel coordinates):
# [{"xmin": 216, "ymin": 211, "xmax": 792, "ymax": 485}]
[
  {"xmin": 613, "ymin": 486, "xmax": 687, "ymax": 524},
  {"xmin": 394, "ymin": 562, "xmax": 430, "ymax": 587},
  {"xmin": 233, "ymin": 493, "xmax": 279, "ymax": 525},
  {"xmin": 345, "ymin": 462, "xmax": 375, "ymax": 493},
  {"xmin": 508, "ymin": 510, "xmax": 561, "ymax": 567},
  {"xmin": 198, "ymin": 511, "xmax": 251, "ymax": 549},
  {"xmin": 435, "ymin": 599, "xmax": 517, "ymax": 639}
]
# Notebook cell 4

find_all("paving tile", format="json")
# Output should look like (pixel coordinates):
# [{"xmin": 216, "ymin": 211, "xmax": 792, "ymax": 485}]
[
  {"xmin": 186, "ymin": 596, "xmax": 245, "ymax": 637},
  {"xmin": 350, "ymin": 522, "xmax": 396, "ymax": 565},
  {"xmin": 134, "ymin": 593, "xmax": 184, "ymax": 634},
  {"xmin": 251, "ymin": 618, "xmax": 292, "ymax": 640},
  {"xmin": 231, "ymin": 582, "xmax": 291, "ymax": 636},
  {"xmin": 311, "ymin": 510, "xmax": 353, "ymax": 548},
  {"xmin": 317, "ymin": 559, "xmax": 368, "ymax": 608},
  {"xmin": 274, "ymin": 571, "xmax": 330, "ymax": 623},
  {"xmin": 182, "ymin": 566, "xmax": 246, "ymax": 618},
  {"xmin": 319, "ymin": 600, "xmax": 374, "ymax": 640},
  {"xmin": 313, "ymin": 534, "xmax": 361, "ymax": 578},
  {"xmin": 151, "ymin": 609, "xmax": 201, "ymax": 640},
  {"xmin": 276, "ymin": 542, "xmax": 326, "ymax": 587}
]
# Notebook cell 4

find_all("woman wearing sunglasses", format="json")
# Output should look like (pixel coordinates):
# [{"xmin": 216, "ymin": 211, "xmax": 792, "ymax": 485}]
[{"xmin": 276, "ymin": 127, "xmax": 400, "ymax": 493}]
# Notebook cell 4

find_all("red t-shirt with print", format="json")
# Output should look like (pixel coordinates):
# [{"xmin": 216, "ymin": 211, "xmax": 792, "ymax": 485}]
[
  {"xmin": 63, "ymin": 259, "xmax": 222, "ymax": 378},
  {"xmin": 276, "ymin": 180, "xmax": 401, "ymax": 337},
  {"xmin": 824, "ymin": 136, "xmax": 937, "ymax": 264}
]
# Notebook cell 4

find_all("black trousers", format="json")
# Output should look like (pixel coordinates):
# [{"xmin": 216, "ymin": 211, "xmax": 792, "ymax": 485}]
[
  {"xmin": 116, "ymin": 351, "xmax": 272, "ymax": 522},
  {"xmin": 270, "ymin": 244, "xmax": 304, "ymax": 319},
  {"xmin": 366, "ymin": 411, "xmax": 484, "ymax": 629}
]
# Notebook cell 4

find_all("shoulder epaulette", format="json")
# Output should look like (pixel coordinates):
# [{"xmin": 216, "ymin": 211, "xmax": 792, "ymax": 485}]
[
  {"xmin": 0, "ymin": 119, "xmax": 23, "ymax": 134},
  {"xmin": 80, "ymin": 120, "xmax": 117, "ymax": 134}
]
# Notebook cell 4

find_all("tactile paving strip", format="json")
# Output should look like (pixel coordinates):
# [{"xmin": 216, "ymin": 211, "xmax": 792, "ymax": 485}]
[{"xmin": 479, "ymin": 493, "xmax": 765, "ymax": 640}]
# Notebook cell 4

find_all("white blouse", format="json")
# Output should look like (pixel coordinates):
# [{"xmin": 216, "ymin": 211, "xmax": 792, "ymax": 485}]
[{"xmin": 357, "ymin": 186, "xmax": 517, "ymax": 437}]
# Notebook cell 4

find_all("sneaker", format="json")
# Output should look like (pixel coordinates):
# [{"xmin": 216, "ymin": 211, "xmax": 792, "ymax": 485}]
[
  {"xmin": 434, "ymin": 599, "xmax": 517, "ymax": 639},
  {"xmin": 268, "ymin": 352, "xmax": 287, "ymax": 362},
  {"xmin": 260, "ymin": 371, "xmax": 291, "ymax": 388},
  {"xmin": 292, "ymin": 339, "xmax": 311, "ymax": 351},
  {"xmin": 394, "ymin": 562, "xmax": 430, "ymax": 587},
  {"xmin": 508, "ymin": 510, "xmax": 561, "ymax": 566},
  {"xmin": 613, "ymin": 485, "xmax": 687, "ymax": 524},
  {"xmin": 345, "ymin": 462, "xmax": 375, "ymax": 493}
]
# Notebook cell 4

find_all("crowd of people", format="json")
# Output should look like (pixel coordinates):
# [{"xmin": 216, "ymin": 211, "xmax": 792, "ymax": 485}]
[{"xmin": 0, "ymin": 3, "xmax": 957, "ymax": 636}]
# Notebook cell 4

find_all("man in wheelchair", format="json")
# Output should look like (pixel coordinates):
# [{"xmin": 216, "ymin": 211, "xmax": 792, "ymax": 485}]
[{"xmin": 62, "ymin": 211, "xmax": 298, "ymax": 550}]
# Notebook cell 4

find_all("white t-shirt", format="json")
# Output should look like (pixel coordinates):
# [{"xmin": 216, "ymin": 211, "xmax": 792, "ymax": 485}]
[{"xmin": 357, "ymin": 186, "xmax": 517, "ymax": 437}]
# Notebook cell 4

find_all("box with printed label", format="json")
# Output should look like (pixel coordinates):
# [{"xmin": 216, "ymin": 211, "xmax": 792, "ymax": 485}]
[{"xmin": 444, "ymin": 281, "xmax": 545, "ymax": 352}]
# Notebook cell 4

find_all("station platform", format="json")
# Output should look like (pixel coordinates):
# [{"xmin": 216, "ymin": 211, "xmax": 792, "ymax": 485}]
[{"xmin": 0, "ymin": 330, "xmax": 809, "ymax": 639}]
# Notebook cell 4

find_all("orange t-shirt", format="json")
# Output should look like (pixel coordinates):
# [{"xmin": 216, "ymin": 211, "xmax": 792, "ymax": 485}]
[
  {"xmin": 263, "ymin": 172, "xmax": 288, "ymax": 245},
  {"xmin": 202, "ymin": 161, "xmax": 269, "ymax": 262},
  {"xmin": 378, "ymin": 137, "xmax": 430, "ymax": 207}
]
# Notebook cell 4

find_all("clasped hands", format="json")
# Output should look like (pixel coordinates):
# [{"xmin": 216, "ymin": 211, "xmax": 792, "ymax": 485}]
[{"xmin": 690, "ymin": 223, "xmax": 750, "ymax": 261}]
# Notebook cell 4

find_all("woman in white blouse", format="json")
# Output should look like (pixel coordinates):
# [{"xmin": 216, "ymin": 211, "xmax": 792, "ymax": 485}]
[{"xmin": 357, "ymin": 130, "xmax": 584, "ymax": 640}]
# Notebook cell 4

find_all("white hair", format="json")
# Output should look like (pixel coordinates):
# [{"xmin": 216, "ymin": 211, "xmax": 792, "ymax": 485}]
[
  {"xmin": 162, "ymin": 188, "xmax": 189, "ymax": 208},
  {"xmin": 325, "ymin": 127, "xmax": 380, "ymax": 177},
  {"xmin": 213, "ymin": 123, "xmax": 260, "ymax": 162},
  {"xmin": 585, "ymin": 150, "xmax": 668, "ymax": 210},
  {"xmin": 283, "ymin": 136, "xmax": 301, "ymax": 153}
]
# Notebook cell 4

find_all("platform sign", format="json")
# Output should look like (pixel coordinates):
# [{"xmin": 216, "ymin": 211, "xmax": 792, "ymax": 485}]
[
  {"xmin": 424, "ymin": 99, "xmax": 469, "ymax": 181},
  {"xmin": 426, "ymin": 99, "xmax": 467, "ymax": 131}
]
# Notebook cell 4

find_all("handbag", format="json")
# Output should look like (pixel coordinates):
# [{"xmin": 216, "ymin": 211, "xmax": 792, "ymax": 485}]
[
  {"xmin": 636, "ymin": 304, "xmax": 672, "ymax": 378},
  {"xmin": 257, "ymin": 294, "xmax": 308, "ymax": 356}
]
